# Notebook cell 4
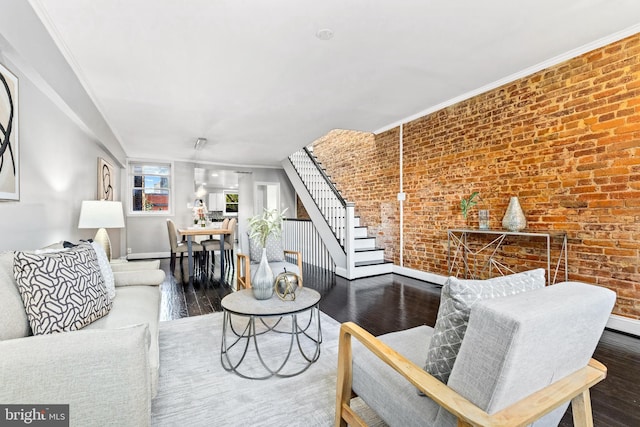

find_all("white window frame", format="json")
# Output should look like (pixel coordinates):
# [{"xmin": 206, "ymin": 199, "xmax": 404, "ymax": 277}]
[{"xmin": 126, "ymin": 159, "xmax": 174, "ymax": 216}]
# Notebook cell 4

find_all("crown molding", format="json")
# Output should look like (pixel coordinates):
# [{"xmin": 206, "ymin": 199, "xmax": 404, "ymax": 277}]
[{"xmin": 375, "ymin": 24, "xmax": 640, "ymax": 135}]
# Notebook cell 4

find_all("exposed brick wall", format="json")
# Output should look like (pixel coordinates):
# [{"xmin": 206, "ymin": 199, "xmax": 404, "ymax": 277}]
[
  {"xmin": 312, "ymin": 34, "xmax": 640, "ymax": 320},
  {"xmin": 296, "ymin": 195, "xmax": 310, "ymax": 219},
  {"xmin": 313, "ymin": 129, "xmax": 400, "ymax": 262}
]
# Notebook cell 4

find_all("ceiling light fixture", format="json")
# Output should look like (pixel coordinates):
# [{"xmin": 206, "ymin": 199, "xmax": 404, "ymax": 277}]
[
  {"xmin": 194, "ymin": 137, "xmax": 207, "ymax": 150},
  {"xmin": 315, "ymin": 28, "xmax": 334, "ymax": 41}
]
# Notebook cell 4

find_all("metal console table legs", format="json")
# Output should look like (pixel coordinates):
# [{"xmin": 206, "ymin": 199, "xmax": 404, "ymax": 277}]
[{"xmin": 447, "ymin": 229, "xmax": 568, "ymax": 286}]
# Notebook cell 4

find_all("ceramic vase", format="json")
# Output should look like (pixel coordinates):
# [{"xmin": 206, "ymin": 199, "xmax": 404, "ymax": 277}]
[
  {"xmin": 502, "ymin": 196, "xmax": 527, "ymax": 231},
  {"xmin": 251, "ymin": 248, "xmax": 274, "ymax": 300}
]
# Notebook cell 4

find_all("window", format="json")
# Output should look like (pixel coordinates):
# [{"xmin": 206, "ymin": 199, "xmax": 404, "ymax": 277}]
[
  {"xmin": 223, "ymin": 190, "xmax": 238, "ymax": 216},
  {"xmin": 128, "ymin": 161, "xmax": 172, "ymax": 214}
]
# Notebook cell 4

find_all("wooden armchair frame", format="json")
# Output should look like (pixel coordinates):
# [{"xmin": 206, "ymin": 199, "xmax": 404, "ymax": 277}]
[
  {"xmin": 336, "ymin": 322, "xmax": 606, "ymax": 427},
  {"xmin": 236, "ymin": 250, "xmax": 302, "ymax": 291}
]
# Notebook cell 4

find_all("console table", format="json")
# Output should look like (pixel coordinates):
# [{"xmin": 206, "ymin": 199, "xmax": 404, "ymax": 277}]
[{"xmin": 447, "ymin": 229, "xmax": 568, "ymax": 286}]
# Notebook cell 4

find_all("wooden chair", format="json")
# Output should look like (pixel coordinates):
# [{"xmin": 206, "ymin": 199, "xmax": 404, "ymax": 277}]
[
  {"xmin": 165, "ymin": 219, "xmax": 203, "ymax": 277},
  {"xmin": 236, "ymin": 243, "xmax": 302, "ymax": 291},
  {"xmin": 203, "ymin": 218, "xmax": 235, "ymax": 272},
  {"xmin": 335, "ymin": 282, "xmax": 615, "ymax": 427}
]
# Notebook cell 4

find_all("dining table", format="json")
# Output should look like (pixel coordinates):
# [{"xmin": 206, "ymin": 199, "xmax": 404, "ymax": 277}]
[{"xmin": 177, "ymin": 225, "xmax": 231, "ymax": 286}]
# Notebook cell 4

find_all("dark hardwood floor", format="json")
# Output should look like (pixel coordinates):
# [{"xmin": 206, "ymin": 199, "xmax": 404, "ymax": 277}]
[{"xmin": 156, "ymin": 258, "xmax": 640, "ymax": 426}]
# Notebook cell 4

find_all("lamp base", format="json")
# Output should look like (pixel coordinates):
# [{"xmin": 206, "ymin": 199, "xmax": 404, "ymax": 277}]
[{"xmin": 94, "ymin": 228, "xmax": 112, "ymax": 261}]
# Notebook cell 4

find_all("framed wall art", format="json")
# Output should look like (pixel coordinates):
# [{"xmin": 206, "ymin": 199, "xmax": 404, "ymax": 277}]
[
  {"xmin": 98, "ymin": 157, "xmax": 115, "ymax": 201},
  {"xmin": 0, "ymin": 62, "xmax": 19, "ymax": 201}
]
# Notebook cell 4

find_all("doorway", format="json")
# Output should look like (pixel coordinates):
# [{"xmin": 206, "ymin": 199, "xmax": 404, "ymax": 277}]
[{"xmin": 255, "ymin": 182, "xmax": 280, "ymax": 213}]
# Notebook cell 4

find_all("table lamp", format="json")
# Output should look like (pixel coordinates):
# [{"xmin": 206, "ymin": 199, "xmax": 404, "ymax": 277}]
[{"xmin": 78, "ymin": 200, "xmax": 125, "ymax": 261}]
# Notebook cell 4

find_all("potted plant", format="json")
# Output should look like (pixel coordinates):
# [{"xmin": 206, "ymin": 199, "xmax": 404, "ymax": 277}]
[
  {"xmin": 461, "ymin": 192, "xmax": 490, "ymax": 229},
  {"xmin": 248, "ymin": 208, "xmax": 287, "ymax": 248},
  {"xmin": 247, "ymin": 208, "xmax": 287, "ymax": 299},
  {"xmin": 460, "ymin": 192, "xmax": 480, "ymax": 219}
]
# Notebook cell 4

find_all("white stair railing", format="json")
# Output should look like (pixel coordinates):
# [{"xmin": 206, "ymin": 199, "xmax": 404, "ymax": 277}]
[
  {"xmin": 289, "ymin": 148, "xmax": 347, "ymax": 247},
  {"xmin": 286, "ymin": 148, "xmax": 356, "ymax": 278},
  {"xmin": 282, "ymin": 218, "xmax": 335, "ymax": 272}
]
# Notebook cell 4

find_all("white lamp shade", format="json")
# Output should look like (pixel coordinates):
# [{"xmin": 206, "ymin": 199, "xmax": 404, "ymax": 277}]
[{"xmin": 78, "ymin": 200, "xmax": 125, "ymax": 229}]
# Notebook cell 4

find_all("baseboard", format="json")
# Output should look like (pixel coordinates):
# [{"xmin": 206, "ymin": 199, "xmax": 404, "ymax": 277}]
[
  {"xmin": 127, "ymin": 251, "xmax": 169, "ymax": 260},
  {"xmin": 393, "ymin": 265, "xmax": 448, "ymax": 286},
  {"xmin": 606, "ymin": 314, "xmax": 640, "ymax": 337},
  {"xmin": 335, "ymin": 266, "xmax": 348, "ymax": 279}
]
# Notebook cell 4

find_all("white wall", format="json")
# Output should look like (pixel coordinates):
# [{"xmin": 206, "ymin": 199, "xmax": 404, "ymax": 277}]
[
  {"xmin": 0, "ymin": 55, "xmax": 121, "ymax": 252},
  {"xmin": 0, "ymin": 1, "xmax": 127, "ymax": 254}
]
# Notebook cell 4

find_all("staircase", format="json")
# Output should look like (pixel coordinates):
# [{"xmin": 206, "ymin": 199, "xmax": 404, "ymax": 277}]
[
  {"xmin": 283, "ymin": 148, "xmax": 393, "ymax": 279},
  {"xmin": 351, "ymin": 216, "xmax": 393, "ymax": 275}
]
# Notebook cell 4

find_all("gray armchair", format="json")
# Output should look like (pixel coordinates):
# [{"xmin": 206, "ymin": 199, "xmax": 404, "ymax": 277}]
[
  {"xmin": 236, "ymin": 233, "xmax": 302, "ymax": 291},
  {"xmin": 336, "ymin": 282, "xmax": 615, "ymax": 427}
]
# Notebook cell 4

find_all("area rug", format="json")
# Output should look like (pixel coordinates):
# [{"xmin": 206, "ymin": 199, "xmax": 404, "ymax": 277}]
[{"xmin": 152, "ymin": 311, "xmax": 385, "ymax": 426}]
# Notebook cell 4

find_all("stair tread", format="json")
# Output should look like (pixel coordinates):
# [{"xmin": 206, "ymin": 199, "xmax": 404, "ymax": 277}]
[
  {"xmin": 355, "ymin": 236, "xmax": 375, "ymax": 240},
  {"xmin": 355, "ymin": 260, "xmax": 393, "ymax": 267},
  {"xmin": 354, "ymin": 247, "xmax": 384, "ymax": 252}
]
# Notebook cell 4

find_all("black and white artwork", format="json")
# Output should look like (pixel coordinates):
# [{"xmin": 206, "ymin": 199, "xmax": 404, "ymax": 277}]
[
  {"xmin": 0, "ymin": 62, "xmax": 18, "ymax": 201},
  {"xmin": 98, "ymin": 157, "xmax": 114, "ymax": 201}
]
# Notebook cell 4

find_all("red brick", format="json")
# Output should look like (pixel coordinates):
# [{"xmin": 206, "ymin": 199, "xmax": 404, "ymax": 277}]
[{"xmin": 311, "ymin": 33, "xmax": 640, "ymax": 319}]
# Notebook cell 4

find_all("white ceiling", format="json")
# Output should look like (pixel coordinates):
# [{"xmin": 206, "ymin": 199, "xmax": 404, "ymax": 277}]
[{"xmin": 29, "ymin": 0, "xmax": 640, "ymax": 167}]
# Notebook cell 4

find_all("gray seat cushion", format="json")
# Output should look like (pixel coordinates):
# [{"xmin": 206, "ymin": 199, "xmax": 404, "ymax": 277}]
[
  {"xmin": 84, "ymin": 285, "xmax": 161, "ymax": 396},
  {"xmin": 352, "ymin": 325, "xmax": 440, "ymax": 427}
]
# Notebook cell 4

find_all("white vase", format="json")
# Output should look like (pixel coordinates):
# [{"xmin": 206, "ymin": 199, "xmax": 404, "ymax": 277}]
[
  {"xmin": 251, "ymin": 248, "xmax": 274, "ymax": 300},
  {"xmin": 502, "ymin": 197, "xmax": 527, "ymax": 231}
]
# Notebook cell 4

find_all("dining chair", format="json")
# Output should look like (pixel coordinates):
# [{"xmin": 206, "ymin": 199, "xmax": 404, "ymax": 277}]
[
  {"xmin": 201, "ymin": 218, "xmax": 229, "ymax": 263},
  {"xmin": 203, "ymin": 218, "xmax": 236, "ymax": 276},
  {"xmin": 166, "ymin": 219, "xmax": 204, "ymax": 278}
]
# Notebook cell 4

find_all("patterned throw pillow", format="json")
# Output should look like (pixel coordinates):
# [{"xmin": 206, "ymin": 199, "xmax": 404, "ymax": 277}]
[
  {"xmin": 13, "ymin": 242, "xmax": 113, "ymax": 335},
  {"xmin": 248, "ymin": 234, "xmax": 285, "ymax": 263},
  {"xmin": 424, "ymin": 269, "xmax": 546, "ymax": 384},
  {"xmin": 91, "ymin": 241, "xmax": 116, "ymax": 299}
]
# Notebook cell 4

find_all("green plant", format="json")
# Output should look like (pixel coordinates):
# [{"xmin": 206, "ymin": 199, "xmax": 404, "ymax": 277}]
[
  {"xmin": 460, "ymin": 192, "xmax": 480, "ymax": 219},
  {"xmin": 248, "ymin": 208, "xmax": 288, "ymax": 247}
]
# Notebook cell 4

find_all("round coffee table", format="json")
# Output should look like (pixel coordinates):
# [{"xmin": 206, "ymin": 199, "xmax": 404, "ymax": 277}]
[{"xmin": 220, "ymin": 288, "xmax": 322, "ymax": 379}]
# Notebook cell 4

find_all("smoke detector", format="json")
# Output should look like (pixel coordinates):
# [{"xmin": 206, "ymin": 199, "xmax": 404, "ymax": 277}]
[{"xmin": 316, "ymin": 28, "xmax": 334, "ymax": 41}]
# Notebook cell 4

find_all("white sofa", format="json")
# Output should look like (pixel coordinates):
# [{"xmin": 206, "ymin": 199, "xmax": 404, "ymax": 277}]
[{"xmin": 0, "ymin": 248, "xmax": 165, "ymax": 427}]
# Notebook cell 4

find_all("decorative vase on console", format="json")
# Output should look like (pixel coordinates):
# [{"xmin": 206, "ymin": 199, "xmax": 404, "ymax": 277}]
[{"xmin": 502, "ymin": 196, "xmax": 527, "ymax": 231}]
